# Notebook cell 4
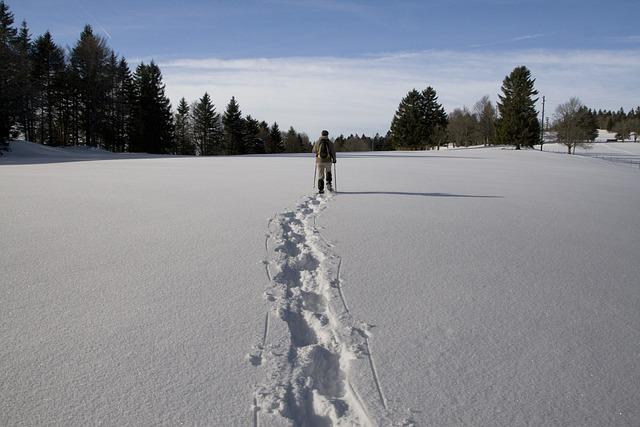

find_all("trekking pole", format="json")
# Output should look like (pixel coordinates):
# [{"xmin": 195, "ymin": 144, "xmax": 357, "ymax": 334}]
[
  {"xmin": 334, "ymin": 162, "xmax": 338, "ymax": 192},
  {"xmin": 313, "ymin": 162, "xmax": 317, "ymax": 190}
]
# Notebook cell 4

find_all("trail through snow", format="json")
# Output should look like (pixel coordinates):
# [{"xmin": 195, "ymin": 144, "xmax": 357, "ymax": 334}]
[{"xmin": 250, "ymin": 194, "xmax": 406, "ymax": 426}]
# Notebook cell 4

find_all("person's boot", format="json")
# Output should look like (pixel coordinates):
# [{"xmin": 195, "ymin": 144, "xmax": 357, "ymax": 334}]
[
  {"xmin": 318, "ymin": 179, "xmax": 324, "ymax": 194},
  {"xmin": 326, "ymin": 171, "xmax": 333, "ymax": 191}
]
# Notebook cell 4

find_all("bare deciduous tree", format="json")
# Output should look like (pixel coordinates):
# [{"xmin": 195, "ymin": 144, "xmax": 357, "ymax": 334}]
[
  {"xmin": 553, "ymin": 97, "xmax": 597, "ymax": 154},
  {"xmin": 473, "ymin": 95, "xmax": 496, "ymax": 146}
]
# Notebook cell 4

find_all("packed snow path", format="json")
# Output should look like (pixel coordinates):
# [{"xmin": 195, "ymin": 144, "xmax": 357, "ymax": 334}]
[{"xmin": 251, "ymin": 194, "xmax": 405, "ymax": 426}]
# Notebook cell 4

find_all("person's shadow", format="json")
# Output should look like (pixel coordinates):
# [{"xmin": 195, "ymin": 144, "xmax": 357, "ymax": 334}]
[{"xmin": 336, "ymin": 191, "xmax": 501, "ymax": 198}]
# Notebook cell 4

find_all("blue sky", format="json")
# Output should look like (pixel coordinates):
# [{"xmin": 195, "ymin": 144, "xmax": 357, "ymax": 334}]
[{"xmin": 8, "ymin": 0, "xmax": 640, "ymax": 136}]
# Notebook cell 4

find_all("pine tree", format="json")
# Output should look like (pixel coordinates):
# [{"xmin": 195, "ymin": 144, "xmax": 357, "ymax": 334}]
[
  {"xmin": 192, "ymin": 92, "xmax": 222, "ymax": 156},
  {"xmin": 242, "ymin": 114, "xmax": 263, "ymax": 154},
  {"xmin": 258, "ymin": 120, "xmax": 270, "ymax": 151},
  {"xmin": 0, "ymin": 1, "xmax": 19, "ymax": 141},
  {"xmin": 421, "ymin": 86, "xmax": 448, "ymax": 149},
  {"xmin": 31, "ymin": 31, "xmax": 66, "ymax": 145},
  {"xmin": 129, "ymin": 61, "xmax": 174, "ymax": 153},
  {"xmin": 222, "ymin": 96, "xmax": 244, "ymax": 155},
  {"xmin": 390, "ymin": 86, "xmax": 447, "ymax": 150},
  {"xmin": 174, "ymin": 97, "xmax": 195, "ymax": 155},
  {"xmin": 101, "ymin": 52, "xmax": 119, "ymax": 151},
  {"xmin": 69, "ymin": 25, "xmax": 112, "ymax": 147},
  {"xmin": 267, "ymin": 122, "xmax": 283, "ymax": 153},
  {"xmin": 496, "ymin": 66, "xmax": 540, "ymax": 149},
  {"xmin": 284, "ymin": 126, "xmax": 299, "ymax": 152},
  {"xmin": 112, "ymin": 58, "xmax": 132, "ymax": 152},
  {"xmin": 389, "ymin": 89, "xmax": 424, "ymax": 149},
  {"xmin": 15, "ymin": 20, "xmax": 35, "ymax": 141}
]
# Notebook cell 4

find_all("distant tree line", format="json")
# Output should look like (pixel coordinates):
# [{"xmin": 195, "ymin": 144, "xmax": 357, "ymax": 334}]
[
  {"xmin": 388, "ymin": 67, "xmax": 541, "ymax": 150},
  {"xmin": 591, "ymin": 107, "xmax": 640, "ymax": 142},
  {"xmin": 3, "ymin": 1, "xmax": 638, "ymax": 155},
  {"xmin": 388, "ymin": 64, "xmax": 637, "ymax": 154},
  {"xmin": 0, "ymin": 1, "xmax": 310, "ymax": 154}
]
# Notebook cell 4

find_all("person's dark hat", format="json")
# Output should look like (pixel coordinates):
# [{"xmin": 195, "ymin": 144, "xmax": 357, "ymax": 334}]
[{"xmin": 321, "ymin": 130, "xmax": 329, "ymax": 137}]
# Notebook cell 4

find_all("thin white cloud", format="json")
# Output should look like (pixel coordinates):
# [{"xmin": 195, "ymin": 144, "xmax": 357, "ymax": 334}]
[
  {"xmin": 266, "ymin": 0, "xmax": 371, "ymax": 15},
  {"xmin": 610, "ymin": 35, "xmax": 640, "ymax": 44},
  {"xmin": 469, "ymin": 33, "xmax": 546, "ymax": 48},
  {"xmin": 159, "ymin": 49, "xmax": 640, "ymax": 138},
  {"xmin": 74, "ymin": 0, "xmax": 112, "ymax": 39}
]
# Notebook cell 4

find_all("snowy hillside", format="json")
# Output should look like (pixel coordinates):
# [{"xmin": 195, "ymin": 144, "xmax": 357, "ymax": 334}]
[{"xmin": 1, "ymin": 144, "xmax": 639, "ymax": 426}]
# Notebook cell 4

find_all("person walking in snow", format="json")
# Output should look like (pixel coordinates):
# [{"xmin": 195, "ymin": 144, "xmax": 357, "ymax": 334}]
[{"xmin": 313, "ymin": 130, "xmax": 336, "ymax": 194}]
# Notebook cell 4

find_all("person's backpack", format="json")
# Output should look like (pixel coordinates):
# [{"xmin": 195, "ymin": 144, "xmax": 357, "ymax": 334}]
[{"xmin": 318, "ymin": 139, "xmax": 331, "ymax": 162}]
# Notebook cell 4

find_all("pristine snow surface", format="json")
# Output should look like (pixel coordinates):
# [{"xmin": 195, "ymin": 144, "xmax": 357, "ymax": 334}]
[{"xmin": 1, "ymin": 141, "xmax": 639, "ymax": 426}]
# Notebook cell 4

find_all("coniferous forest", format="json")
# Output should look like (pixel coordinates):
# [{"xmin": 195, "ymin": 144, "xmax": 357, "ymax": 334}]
[{"xmin": 1, "ymin": 1, "xmax": 639, "ymax": 155}]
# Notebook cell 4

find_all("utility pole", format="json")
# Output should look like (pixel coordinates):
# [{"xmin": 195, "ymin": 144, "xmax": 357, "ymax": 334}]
[{"xmin": 540, "ymin": 95, "xmax": 545, "ymax": 151}]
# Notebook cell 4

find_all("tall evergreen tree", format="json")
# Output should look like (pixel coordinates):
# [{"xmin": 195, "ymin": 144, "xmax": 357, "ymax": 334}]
[
  {"xmin": 15, "ymin": 20, "xmax": 35, "ymax": 141},
  {"xmin": 267, "ymin": 122, "xmax": 283, "ymax": 153},
  {"xmin": 242, "ymin": 114, "xmax": 264, "ymax": 154},
  {"xmin": 129, "ymin": 61, "xmax": 174, "ymax": 153},
  {"xmin": 389, "ymin": 89, "xmax": 424, "ymax": 149},
  {"xmin": 222, "ymin": 96, "xmax": 244, "ymax": 155},
  {"xmin": 390, "ymin": 86, "xmax": 447, "ymax": 149},
  {"xmin": 112, "ymin": 58, "xmax": 132, "ymax": 152},
  {"xmin": 174, "ymin": 97, "xmax": 195, "ymax": 155},
  {"xmin": 496, "ymin": 66, "xmax": 540, "ymax": 149},
  {"xmin": 101, "ymin": 52, "xmax": 119, "ymax": 151},
  {"xmin": 69, "ymin": 25, "xmax": 112, "ymax": 146},
  {"xmin": 421, "ymin": 86, "xmax": 448, "ymax": 149},
  {"xmin": 258, "ymin": 120, "xmax": 270, "ymax": 151},
  {"xmin": 31, "ymin": 31, "xmax": 65, "ymax": 145},
  {"xmin": 192, "ymin": 92, "xmax": 222, "ymax": 156},
  {"xmin": 0, "ymin": 1, "xmax": 19, "ymax": 141}
]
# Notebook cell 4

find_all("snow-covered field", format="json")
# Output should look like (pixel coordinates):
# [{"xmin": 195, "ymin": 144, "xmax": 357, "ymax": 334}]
[{"xmin": 1, "ymin": 142, "xmax": 639, "ymax": 426}]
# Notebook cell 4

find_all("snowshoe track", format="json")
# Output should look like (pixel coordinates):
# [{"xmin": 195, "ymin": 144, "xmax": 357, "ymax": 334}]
[{"xmin": 251, "ymin": 194, "xmax": 396, "ymax": 426}]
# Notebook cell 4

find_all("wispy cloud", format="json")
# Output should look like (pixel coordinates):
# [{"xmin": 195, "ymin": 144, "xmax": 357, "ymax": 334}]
[
  {"xmin": 159, "ymin": 49, "xmax": 640, "ymax": 137},
  {"xmin": 610, "ymin": 35, "xmax": 640, "ymax": 44},
  {"xmin": 469, "ymin": 33, "xmax": 546, "ymax": 48},
  {"xmin": 74, "ymin": 0, "xmax": 112, "ymax": 39},
  {"xmin": 266, "ymin": 0, "xmax": 371, "ymax": 15}
]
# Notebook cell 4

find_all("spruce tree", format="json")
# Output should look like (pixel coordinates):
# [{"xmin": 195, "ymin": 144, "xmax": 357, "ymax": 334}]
[
  {"xmin": 222, "ymin": 96, "xmax": 244, "ymax": 155},
  {"xmin": 390, "ymin": 86, "xmax": 447, "ymax": 149},
  {"xmin": 174, "ymin": 97, "xmax": 195, "ymax": 155},
  {"xmin": 496, "ymin": 66, "xmax": 540, "ymax": 149},
  {"xmin": 389, "ymin": 89, "xmax": 424, "ymax": 149},
  {"xmin": 242, "ymin": 114, "xmax": 263, "ymax": 154},
  {"xmin": 0, "ymin": 1, "xmax": 18, "ymax": 141},
  {"xmin": 31, "ymin": 32, "xmax": 66, "ymax": 145},
  {"xmin": 267, "ymin": 122, "xmax": 283, "ymax": 153},
  {"xmin": 101, "ymin": 52, "xmax": 119, "ymax": 151},
  {"xmin": 129, "ymin": 61, "xmax": 174, "ymax": 153},
  {"xmin": 284, "ymin": 126, "xmax": 299, "ymax": 152},
  {"xmin": 258, "ymin": 121, "xmax": 270, "ymax": 151},
  {"xmin": 113, "ymin": 58, "xmax": 132, "ymax": 152},
  {"xmin": 192, "ymin": 92, "xmax": 222, "ymax": 156},
  {"xmin": 69, "ymin": 25, "xmax": 112, "ymax": 147},
  {"xmin": 16, "ymin": 20, "xmax": 35, "ymax": 141},
  {"xmin": 421, "ymin": 86, "xmax": 448, "ymax": 149}
]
